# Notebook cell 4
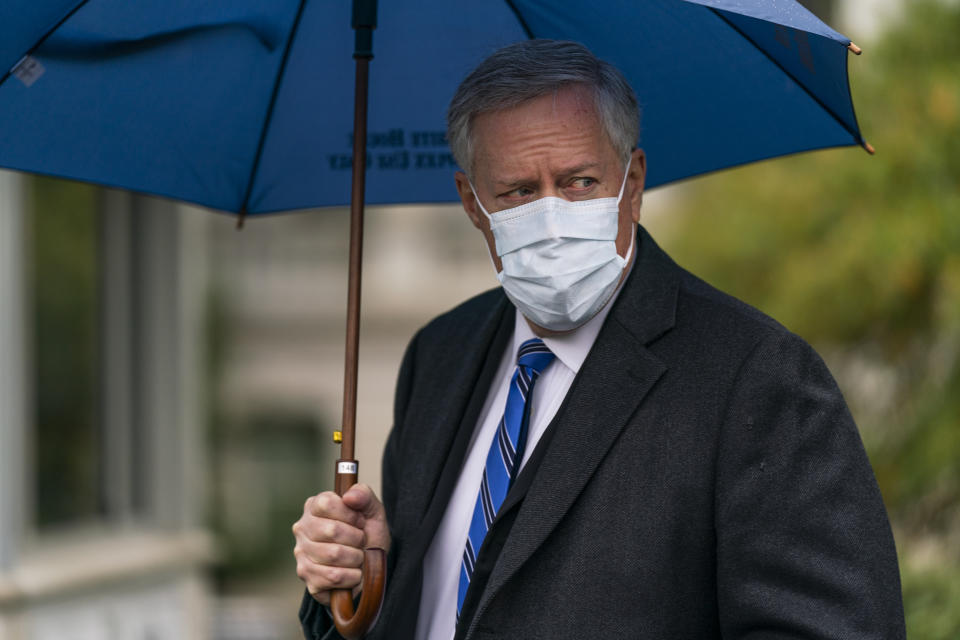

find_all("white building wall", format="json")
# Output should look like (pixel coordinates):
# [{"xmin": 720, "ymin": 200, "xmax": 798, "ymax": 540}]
[
  {"xmin": 0, "ymin": 173, "xmax": 214, "ymax": 639},
  {"xmin": 0, "ymin": 170, "xmax": 27, "ymax": 576}
]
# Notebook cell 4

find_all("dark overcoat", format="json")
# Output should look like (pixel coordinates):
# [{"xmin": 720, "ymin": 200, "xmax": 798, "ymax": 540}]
[{"xmin": 301, "ymin": 226, "xmax": 905, "ymax": 639}]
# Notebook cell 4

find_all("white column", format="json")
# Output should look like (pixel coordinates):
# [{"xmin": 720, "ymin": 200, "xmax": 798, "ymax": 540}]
[
  {"xmin": 133, "ymin": 196, "xmax": 208, "ymax": 530},
  {"xmin": 134, "ymin": 195, "xmax": 184, "ymax": 528},
  {"xmin": 100, "ymin": 189, "xmax": 136, "ymax": 520},
  {"xmin": 174, "ymin": 204, "xmax": 209, "ymax": 530},
  {"xmin": 0, "ymin": 170, "xmax": 28, "ymax": 572}
]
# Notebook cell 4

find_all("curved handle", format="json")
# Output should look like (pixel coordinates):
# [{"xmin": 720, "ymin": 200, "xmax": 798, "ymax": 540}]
[{"xmin": 330, "ymin": 547, "xmax": 386, "ymax": 639}]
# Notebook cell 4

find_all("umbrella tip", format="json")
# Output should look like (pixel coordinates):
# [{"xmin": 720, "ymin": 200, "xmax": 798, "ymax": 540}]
[
  {"xmin": 236, "ymin": 209, "xmax": 247, "ymax": 230},
  {"xmin": 863, "ymin": 141, "xmax": 876, "ymax": 155},
  {"xmin": 847, "ymin": 42, "xmax": 862, "ymax": 55}
]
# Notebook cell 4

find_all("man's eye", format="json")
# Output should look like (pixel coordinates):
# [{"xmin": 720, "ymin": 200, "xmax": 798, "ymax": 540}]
[
  {"xmin": 570, "ymin": 178, "xmax": 595, "ymax": 189},
  {"xmin": 507, "ymin": 187, "xmax": 534, "ymax": 198}
]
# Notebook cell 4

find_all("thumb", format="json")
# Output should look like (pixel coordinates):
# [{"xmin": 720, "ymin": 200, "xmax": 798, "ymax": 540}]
[
  {"xmin": 342, "ymin": 483, "xmax": 385, "ymax": 521},
  {"xmin": 342, "ymin": 484, "xmax": 390, "ymax": 551}
]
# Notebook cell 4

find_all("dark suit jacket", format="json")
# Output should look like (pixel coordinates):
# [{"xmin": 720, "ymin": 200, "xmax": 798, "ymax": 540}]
[{"xmin": 301, "ymin": 227, "xmax": 905, "ymax": 639}]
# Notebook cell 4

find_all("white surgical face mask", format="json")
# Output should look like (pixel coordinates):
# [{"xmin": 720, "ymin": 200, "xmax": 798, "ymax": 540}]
[{"xmin": 473, "ymin": 159, "xmax": 634, "ymax": 331}]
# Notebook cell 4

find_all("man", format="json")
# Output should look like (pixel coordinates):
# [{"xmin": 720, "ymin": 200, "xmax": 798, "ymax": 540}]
[{"xmin": 294, "ymin": 40, "xmax": 905, "ymax": 639}]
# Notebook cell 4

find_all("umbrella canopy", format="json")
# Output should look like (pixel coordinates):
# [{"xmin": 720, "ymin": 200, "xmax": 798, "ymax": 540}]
[
  {"xmin": 1, "ymin": 3, "xmax": 871, "ymax": 636},
  {"xmin": 1, "ymin": 0, "xmax": 866, "ymax": 215}
]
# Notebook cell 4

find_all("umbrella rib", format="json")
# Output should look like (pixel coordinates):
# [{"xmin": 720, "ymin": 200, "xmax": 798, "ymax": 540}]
[
  {"xmin": 237, "ymin": 0, "xmax": 310, "ymax": 222},
  {"xmin": 707, "ymin": 8, "xmax": 866, "ymax": 148},
  {"xmin": 1, "ymin": 0, "xmax": 92, "ymax": 90},
  {"xmin": 504, "ymin": 1, "xmax": 535, "ymax": 39}
]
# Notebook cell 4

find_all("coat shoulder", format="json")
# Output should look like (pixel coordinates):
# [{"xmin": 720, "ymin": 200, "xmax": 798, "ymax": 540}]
[
  {"xmin": 624, "ymin": 228, "xmax": 802, "ymax": 360},
  {"xmin": 415, "ymin": 286, "xmax": 508, "ymax": 348},
  {"xmin": 677, "ymin": 266, "xmax": 785, "ymax": 337},
  {"xmin": 639, "ymin": 246, "xmax": 829, "ymax": 396},
  {"xmin": 671, "ymin": 260, "xmax": 812, "ymax": 360}
]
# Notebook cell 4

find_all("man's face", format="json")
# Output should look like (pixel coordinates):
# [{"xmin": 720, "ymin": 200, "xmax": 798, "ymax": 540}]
[{"xmin": 455, "ymin": 84, "xmax": 646, "ymax": 275}]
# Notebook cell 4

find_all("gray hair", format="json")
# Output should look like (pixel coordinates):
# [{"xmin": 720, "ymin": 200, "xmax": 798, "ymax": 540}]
[{"xmin": 447, "ymin": 40, "xmax": 640, "ymax": 176}]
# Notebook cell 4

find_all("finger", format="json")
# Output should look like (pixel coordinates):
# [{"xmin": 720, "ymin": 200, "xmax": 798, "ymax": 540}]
[
  {"xmin": 316, "ymin": 564, "xmax": 363, "ymax": 591},
  {"xmin": 309, "ymin": 589, "xmax": 331, "ymax": 606},
  {"xmin": 307, "ymin": 492, "xmax": 363, "ymax": 527},
  {"xmin": 301, "ymin": 516, "xmax": 366, "ymax": 548},
  {"xmin": 297, "ymin": 563, "xmax": 362, "ymax": 603},
  {"xmin": 296, "ymin": 540, "xmax": 365, "ymax": 568}
]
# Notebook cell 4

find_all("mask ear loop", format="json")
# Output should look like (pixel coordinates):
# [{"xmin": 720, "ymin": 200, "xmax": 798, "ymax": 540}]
[
  {"xmin": 468, "ymin": 180, "xmax": 505, "ymax": 275},
  {"xmin": 623, "ymin": 217, "xmax": 637, "ymax": 264},
  {"xmin": 617, "ymin": 155, "xmax": 637, "ymax": 264},
  {"xmin": 596, "ymin": 157, "xmax": 638, "ymax": 317},
  {"xmin": 615, "ymin": 156, "xmax": 633, "ymax": 205},
  {"xmin": 468, "ymin": 181, "xmax": 494, "ymax": 221}
]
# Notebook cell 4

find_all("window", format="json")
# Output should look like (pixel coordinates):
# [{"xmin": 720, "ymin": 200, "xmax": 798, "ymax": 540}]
[
  {"xmin": 30, "ymin": 178, "xmax": 104, "ymax": 527},
  {"xmin": 26, "ymin": 178, "xmax": 204, "ymax": 533}
]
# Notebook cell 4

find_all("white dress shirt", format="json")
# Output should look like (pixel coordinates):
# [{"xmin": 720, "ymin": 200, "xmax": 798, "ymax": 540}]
[{"xmin": 413, "ymin": 250, "xmax": 633, "ymax": 640}]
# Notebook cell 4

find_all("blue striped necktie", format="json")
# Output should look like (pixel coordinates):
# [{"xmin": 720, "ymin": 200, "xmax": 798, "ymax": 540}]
[{"xmin": 457, "ymin": 338, "xmax": 555, "ymax": 618}]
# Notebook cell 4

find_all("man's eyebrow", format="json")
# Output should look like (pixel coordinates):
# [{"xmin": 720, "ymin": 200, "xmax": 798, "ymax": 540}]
[
  {"xmin": 491, "ymin": 162, "xmax": 604, "ymax": 187},
  {"xmin": 557, "ymin": 162, "xmax": 602, "ymax": 177}
]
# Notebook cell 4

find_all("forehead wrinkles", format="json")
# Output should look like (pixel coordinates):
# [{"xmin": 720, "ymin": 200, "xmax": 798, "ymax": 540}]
[
  {"xmin": 488, "ymin": 134, "xmax": 598, "ymax": 184},
  {"xmin": 473, "ymin": 87, "xmax": 607, "ymax": 183}
]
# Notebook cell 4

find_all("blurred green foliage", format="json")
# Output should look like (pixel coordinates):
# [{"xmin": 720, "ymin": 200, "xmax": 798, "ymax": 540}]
[
  {"xmin": 662, "ymin": 2, "xmax": 959, "ymax": 637},
  {"xmin": 902, "ymin": 562, "xmax": 960, "ymax": 639}
]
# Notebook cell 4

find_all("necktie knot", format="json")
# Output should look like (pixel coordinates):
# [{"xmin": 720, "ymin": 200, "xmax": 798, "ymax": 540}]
[{"xmin": 516, "ymin": 338, "xmax": 555, "ymax": 376}]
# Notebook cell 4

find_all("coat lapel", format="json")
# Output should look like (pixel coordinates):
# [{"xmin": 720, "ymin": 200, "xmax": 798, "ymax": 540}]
[
  {"xmin": 405, "ymin": 294, "xmax": 513, "ymax": 543},
  {"xmin": 375, "ymin": 293, "xmax": 513, "ymax": 640},
  {"xmin": 469, "ymin": 227, "xmax": 680, "ymax": 630}
]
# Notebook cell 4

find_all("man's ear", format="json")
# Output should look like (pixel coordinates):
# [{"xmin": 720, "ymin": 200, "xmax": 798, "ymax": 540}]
[
  {"xmin": 455, "ymin": 171, "xmax": 485, "ymax": 230},
  {"xmin": 628, "ymin": 148, "xmax": 647, "ymax": 223}
]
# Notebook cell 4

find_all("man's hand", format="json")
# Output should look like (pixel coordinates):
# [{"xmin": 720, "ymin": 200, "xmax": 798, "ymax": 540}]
[{"xmin": 292, "ymin": 484, "xmax": 391, "ymax": 605}]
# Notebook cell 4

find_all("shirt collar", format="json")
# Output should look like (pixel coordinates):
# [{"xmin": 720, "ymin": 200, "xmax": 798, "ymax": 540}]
[{"xmin": 511, "ymin": 232, "xmax": 637, "ymax": 374}]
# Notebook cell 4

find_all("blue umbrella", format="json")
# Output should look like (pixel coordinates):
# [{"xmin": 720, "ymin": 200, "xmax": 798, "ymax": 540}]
[
  {"xmin": 0, "ymin": 2, "xmax": 870, "ymax": 636},
  {"xmin": 1, "ymin": 0, "xmax": 868, "ymax": 216}
]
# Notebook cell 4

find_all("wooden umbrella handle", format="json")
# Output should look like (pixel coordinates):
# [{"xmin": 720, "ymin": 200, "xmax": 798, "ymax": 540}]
[{"xmin": 329, "ymin": 548, "xmax": 386, "ymax": 639}]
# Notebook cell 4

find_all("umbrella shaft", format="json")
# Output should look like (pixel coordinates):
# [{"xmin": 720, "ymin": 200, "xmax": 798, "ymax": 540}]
[
  {"xmin": 340, "ymin": 58, "xmax": 369, "ymax": 463},
  {"xmin": 330, "ymin": 16, "xmax": 386, "ymax": 640}
]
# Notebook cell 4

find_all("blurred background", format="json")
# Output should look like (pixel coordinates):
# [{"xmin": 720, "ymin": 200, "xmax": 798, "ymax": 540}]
[{"xmin": 0, "ymin": 0, "xmax": 956, "ymax": 638}]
